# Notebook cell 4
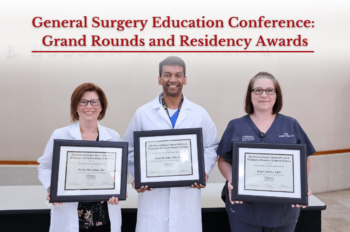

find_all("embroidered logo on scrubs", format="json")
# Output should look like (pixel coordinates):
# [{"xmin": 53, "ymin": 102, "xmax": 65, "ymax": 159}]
[
  {"xmin": 242, "ymin": 136, "xmax": 254, "ymax": 141},
  {"xmin": 279, "ymin": 133, "xmax": 294, "ymax": 138}
]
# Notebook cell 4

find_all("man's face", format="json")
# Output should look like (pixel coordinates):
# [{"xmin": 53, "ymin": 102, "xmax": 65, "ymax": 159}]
[{"xmin": 158, "ymin": 65, "xmax": 187, "ymax": 97}]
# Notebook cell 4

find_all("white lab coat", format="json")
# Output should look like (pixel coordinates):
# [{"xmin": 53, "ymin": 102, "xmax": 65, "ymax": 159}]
[
  {"xmin": 37, "ymin": 122, "xmax": 122, "ymax": 232},
  {"xmin": 123, "ymin": 94, "xmax": 219, "ymax": 232}
]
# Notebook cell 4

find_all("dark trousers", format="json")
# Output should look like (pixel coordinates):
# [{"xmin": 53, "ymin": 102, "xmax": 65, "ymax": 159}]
[
  {"xmin": 227, "ymin": 214, "xmax": 298, "ymax": 232},
  {"xmin": 225, "ymin": 198, "xmax": 298, "ymax": 232}
]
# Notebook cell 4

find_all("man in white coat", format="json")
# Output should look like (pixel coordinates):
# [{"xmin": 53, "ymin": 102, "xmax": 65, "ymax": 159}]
[{"xmin": 123, "ymin": 56, "xmax": 219, "ymax": 232}]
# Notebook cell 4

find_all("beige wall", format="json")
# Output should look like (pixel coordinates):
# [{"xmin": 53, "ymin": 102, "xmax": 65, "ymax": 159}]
[
  {"xmin": 1, "ymin": 0, "xmax": 350, "ymax": 161},
  {"xmin": 1, "ymin": 54, "xmax": 349, "ymax": 161},
  {"xmin": 308, "ymin": 153, "xmax": 350, "ymax": 193}
]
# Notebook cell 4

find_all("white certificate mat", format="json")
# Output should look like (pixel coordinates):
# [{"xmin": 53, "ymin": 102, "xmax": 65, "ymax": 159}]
[
  {"xmin": 145, "ymin": 139, "xmax": 193, "ymax": 177},
  {"xmin": 57, "ymin": 146, "xmax": 122, "ymax": 196},
  {"xmin": 65, "ymin": 151, "xmax": 116, "ymax": 190},
  {"xmin": 238, "ymin": 148, "xmax": 301, "ymax": 199},
  {"xmin": 139, "ymin": 134, "xmax": 199, "ymax": 183},
  {"xmin": 244, "ymin": 153, "xmax": 294, "ymax": 193}
]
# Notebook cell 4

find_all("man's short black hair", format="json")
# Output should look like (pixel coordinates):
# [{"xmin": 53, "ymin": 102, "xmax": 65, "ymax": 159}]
[{"xmin": 159, "ymin": 56, "xmax": 186, "ymax": 77}]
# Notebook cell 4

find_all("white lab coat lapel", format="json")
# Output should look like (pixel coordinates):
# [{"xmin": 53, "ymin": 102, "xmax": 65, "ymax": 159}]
[
  {"xmin": 68, "ymin": 121, "xmax": 112, "ymax": 141},
  {"xmin": 174, "ymin": 95, "xmax": 191, "ymax": 129},
  {"xmin": 68, "ymin": 122, "xmax": 82, "ymax": 140},
  {"xmin": 98, "ymin": 124, "xmax": 112, "ymax": 141},
  {"xmin": 153, "ymin": 96, "xmax": 173, "ymax": 128}
]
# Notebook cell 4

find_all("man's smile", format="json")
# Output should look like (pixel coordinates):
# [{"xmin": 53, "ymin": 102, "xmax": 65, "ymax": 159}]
[{"xmin": 167, "ymin": 83, "xmax": 179, "ymax": 88}]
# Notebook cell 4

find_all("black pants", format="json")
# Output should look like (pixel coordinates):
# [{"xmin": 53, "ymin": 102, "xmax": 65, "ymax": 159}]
[
  {"xmin": 225, "ymin": 197, "xmax": 298, "ymax": 232},
  {"xmin": 227, "ymin": 214, "xmax": 298, "ymax": 232},
  {"xmin": 79, "ymin": 223, "xmax": 110, "ymax": 232}
]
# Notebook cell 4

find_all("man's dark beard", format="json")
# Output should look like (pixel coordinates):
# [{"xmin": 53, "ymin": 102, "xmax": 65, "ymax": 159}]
[{"xmin": 163, "ymin": 86, "xmax": 181, "ymax": 97}]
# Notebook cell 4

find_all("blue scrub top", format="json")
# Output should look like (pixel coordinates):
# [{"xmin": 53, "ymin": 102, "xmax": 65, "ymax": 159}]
[
  {"xmin": 170, "ymin": 109, "xmax": 179, "ymax": 128},
  {"xmin": 217, "ymin": 114, "xmax": 316, "ymax": 227}
]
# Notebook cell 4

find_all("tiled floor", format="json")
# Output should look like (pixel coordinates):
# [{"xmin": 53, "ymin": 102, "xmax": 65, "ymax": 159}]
[{"xmin": 314, "ymin": 189, "xmax": 350, "ymax": 232}]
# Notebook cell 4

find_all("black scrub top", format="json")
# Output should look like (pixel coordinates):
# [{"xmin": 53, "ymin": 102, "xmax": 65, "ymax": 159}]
[{"xmin": 217, "ymin": 114, "xmax": 316, "ymax": 227}]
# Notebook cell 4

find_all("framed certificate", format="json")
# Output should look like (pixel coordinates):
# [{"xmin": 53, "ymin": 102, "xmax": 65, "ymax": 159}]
[
  {"xmin": 231, "ymin": 142, "xmax": 308, "ymax": 205},
  {"xmin": 134, "ymin": 128, "xmax": 205, "ymax": 189},
  {"xmin": 49, "ymin": 140, "xmax": 128, "ymax": 203}
]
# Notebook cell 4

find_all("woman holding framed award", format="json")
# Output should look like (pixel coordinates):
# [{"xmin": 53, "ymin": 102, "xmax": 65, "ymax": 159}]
[
  {"xmin": 37, "ymin": 83, "xmax": 122, "ymax": 232},
  {"xmin": 217, "ymin": 72, "xmax": 316, "ymax": 232}
]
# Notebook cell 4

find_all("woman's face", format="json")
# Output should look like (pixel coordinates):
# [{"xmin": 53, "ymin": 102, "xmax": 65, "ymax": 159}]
[
  {"xmin": 251, "ymin": 78, "xmax": 277, "ymax": 113},
  {"xmin": 77, "ymin": 91, "xmax": 102, "ymax": 124}
]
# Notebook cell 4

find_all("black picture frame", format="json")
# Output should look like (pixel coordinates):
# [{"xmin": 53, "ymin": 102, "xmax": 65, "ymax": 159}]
[
  {"xmin": 50, "ymin": 139, "xmax": 128, "ymax": 203},
  {"xmin": 134, "ymin": 128, "xmax": 205, "ymax": 189},
  {"xmin": 231, "ymin": 142, "xmax": 308, "ymax": 205}
]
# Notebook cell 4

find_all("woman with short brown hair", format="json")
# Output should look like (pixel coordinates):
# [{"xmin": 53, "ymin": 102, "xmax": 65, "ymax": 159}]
[{"xmin": 38, "ymin": 83, "xmax": 122, "ymax": 232}]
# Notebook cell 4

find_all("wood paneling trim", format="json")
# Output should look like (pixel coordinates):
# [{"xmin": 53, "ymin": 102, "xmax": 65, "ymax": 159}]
[
  {"xmin": 311, "ymin": 149, "xmax": 350, "ymax": 156},
  {"xmin": 1, "ymin": 149, "xmax": 350, "ymax": 165},
  {"xmin": 0, "ymin": 161, "xmax": 39, "ymax": 165}
]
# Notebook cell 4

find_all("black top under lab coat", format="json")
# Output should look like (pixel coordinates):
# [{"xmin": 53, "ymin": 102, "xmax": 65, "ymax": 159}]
[{"xmin": 217, "ymin": 114, "xmax": 316, "ymax": 227}]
